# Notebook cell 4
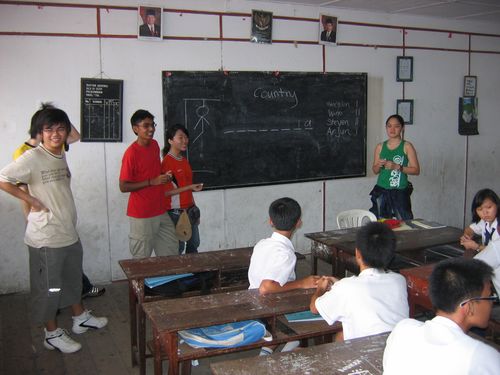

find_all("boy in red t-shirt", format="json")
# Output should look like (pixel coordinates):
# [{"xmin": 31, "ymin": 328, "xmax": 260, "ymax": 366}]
[{"xmin": 119, "ymin": 110, "xmax": 177, "ymax": 258}]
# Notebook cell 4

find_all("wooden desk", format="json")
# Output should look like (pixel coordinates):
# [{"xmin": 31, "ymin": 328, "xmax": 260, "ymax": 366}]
[
  {"xmin": 306, "ymin": 225, "xmax": 463, "ymax": 277},
  {"xmin": 143, "ymin": 288, "xmax": 342, "ymax": 375},
  {"xmin": 118, "ymin": 247, "xmax": 252, "ymax": 375},
  {"xmin": 210, "ymin": 332, "xmax": 388, "ymax": 375},
  {"xmin": 400, "ymin": 248, "xmax": 477, "ymax": 317}
]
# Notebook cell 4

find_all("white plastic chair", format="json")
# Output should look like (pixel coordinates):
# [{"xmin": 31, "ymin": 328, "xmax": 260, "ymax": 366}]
[{"xmin": 336, "ymin": 209, "xmax": 377, "ymax": 229}]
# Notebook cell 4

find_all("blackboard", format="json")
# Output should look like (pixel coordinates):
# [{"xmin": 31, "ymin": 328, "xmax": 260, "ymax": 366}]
[
  {"xmin": 163, "ymin": 71, "xmax": 366, "ymax": 190},
  {"xmin": 80, "ymin": 78, "xmax": 123, "ymax": 142}
]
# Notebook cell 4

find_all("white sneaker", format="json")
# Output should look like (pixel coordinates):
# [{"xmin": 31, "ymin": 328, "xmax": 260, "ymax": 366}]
[
  {"xmin": 44, "ymin": 328, "xmax": 82, "ymax": 353},
  {"xmin": 72, "ymin": 310, "xmax": 108, "ymax": 334}
]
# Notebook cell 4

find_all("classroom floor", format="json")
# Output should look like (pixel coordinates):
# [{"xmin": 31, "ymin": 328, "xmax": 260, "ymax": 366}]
[{"xmin": 0, "ymin": 254, "xmax": 331, "ymax": 375}]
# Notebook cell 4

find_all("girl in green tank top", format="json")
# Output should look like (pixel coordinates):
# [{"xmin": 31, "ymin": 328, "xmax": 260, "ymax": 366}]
[{"xmin": 370, "ymin": 114, "xmax": 420, "ymax": 220}]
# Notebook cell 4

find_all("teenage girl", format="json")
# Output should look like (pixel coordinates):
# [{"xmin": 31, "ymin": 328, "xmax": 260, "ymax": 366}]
[
  {"xmin": 370, "ymin": 114, "xmax": 420, "ymax": 220},
  {"xmin": 460, "ymin": 188, "xmax": 500, "ymax": 252},
  {"xmin": 161, "ymin": 124, "xmax": 203, "ymax": 254}
]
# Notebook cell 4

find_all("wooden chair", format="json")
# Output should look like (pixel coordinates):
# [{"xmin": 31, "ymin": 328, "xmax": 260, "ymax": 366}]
[{"xmin": 336, "ymin": 209, "xmax": 377, "ymax": 229}]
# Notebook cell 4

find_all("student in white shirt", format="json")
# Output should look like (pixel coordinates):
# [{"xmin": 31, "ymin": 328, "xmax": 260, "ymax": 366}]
[
  {"xmin": 383, "ymin": 257, "xmax": 500, "ymax": 375},
  {"xmin": 461, "ymin": 188, "xmax": 499, "ymax": 252},
  {"xmin": 310, "ymin": 222, "xmax": 408, "ymax": 341},
  {"xmin": 248, "ymin": 197, "xmax": 320, "ymax": 354}
]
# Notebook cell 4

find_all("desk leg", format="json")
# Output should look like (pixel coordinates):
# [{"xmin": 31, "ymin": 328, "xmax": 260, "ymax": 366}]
[
  {"xmin": 128, "ymin": 282, "xmax": 138, "ymax": 367},
  {"xmin": 153, "ymin": 327, "xmax": 163, "ymax": 375},
  {"xmin": 311, "ymin": 243, "xmax": 318, "ymax": 275},
  {"xmin": 165, "ymin": 332, "xmax": 179, "ymax": 375},
  {"xmin": 139, "ymin": 305, "xmax": 147, "ymax": 375},
  {"xmin": 333, "ymin": 247, "xmax": 344, "ymax": 279}
]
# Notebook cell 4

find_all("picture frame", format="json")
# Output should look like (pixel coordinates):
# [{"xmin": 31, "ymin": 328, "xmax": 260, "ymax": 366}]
[
  {"xmin": 463, "ymin": 75, "xmax": 477, "ymax": 97},
  {"xmin": 138, "ymin": 6, "xmax": 162, "ymax": 40},
  {"xmin": 81, "ymin": 78, "xmax": 123, "ymax": 142},
  {"xmin": 319, "ymin": 14, "xmax": 338, "ymax": 45},
  {"xmin": 250, "ymin": 10, "xmax": 273, "ymax": 44},
  {"xmin": 397, "ymin": 99, "xmax": 414, "ymax": 125},
  {"xmin": 396, "ymin": 56, "xmax": 413, "ymax": 82}
]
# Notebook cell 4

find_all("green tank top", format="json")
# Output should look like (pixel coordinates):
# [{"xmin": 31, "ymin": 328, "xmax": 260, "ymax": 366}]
[{"xmin": 376, "ymin": 140, "xmax": 408, "ymax": 189}]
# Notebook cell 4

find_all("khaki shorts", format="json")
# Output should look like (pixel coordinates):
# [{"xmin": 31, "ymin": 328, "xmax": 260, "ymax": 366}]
[
  {"xmin": 129, "ymin": 212, "xmax": 178, "ymax": 258},
  {"xmin": 29, "ymin": 240, "xmax": 83, "ymax": 324}
]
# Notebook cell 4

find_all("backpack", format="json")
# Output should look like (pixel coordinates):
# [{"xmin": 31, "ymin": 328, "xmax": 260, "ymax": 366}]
[{"xmin": 179, "ymin": 320, "xmax": 266, "ymax": 348}]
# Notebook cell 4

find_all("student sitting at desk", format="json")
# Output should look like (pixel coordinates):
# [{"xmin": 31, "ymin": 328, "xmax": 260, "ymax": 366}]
[
  {"xmin": 310, "ymin": 222, "xmax": 409, "ymax": 341},
  {"xmin": 248, "ymin": 197, "xmax": 320, "ymax": 354},
  {"xmin": 383, "ymin": 257, "xmax": 500, "ymax": 374}
]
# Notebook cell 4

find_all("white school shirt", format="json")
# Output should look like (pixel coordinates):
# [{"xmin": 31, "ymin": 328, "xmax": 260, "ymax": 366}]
[
  {"xmin": 470, "ymin": 218, "xmax": 499, "ymax": 244},
  {"xmin": 314, "ymin": 268, "xmax": 408, "ymax": 340},
  {"xmin": 0, "ymin": 145, "xmax": 78, "ymax": 248},
  {"xmin": 383, "ymin": 316, "xmax": 500, "ymax": 375},
  {"xmin": 248, "ymin": 232, "xmax": 296, "ymax": 289},
  {"xmin": 475, "ymin": 239, "xmax": 500, "ymax": 293}
]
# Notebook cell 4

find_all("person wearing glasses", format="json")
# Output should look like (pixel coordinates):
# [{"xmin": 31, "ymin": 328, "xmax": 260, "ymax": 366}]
[
  {"xmin": 119, "ymin": 110, "xmax": 178, "ymax": 258},
  {"xmin": 13, "ymin": 103, "xmax": 105, "ymax": 299},
  {"xmin": 383, "ymin": 257, "xmax": 500, "ymax": 374},
  {"xmin": 0, "ymin": 106, "xmax": 108, "ymax": 353}
]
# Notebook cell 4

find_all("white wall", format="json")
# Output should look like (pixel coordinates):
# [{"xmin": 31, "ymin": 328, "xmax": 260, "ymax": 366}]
[{"xmin": 1, "ymin": 0, "xmax": 499, "ymax": 293}]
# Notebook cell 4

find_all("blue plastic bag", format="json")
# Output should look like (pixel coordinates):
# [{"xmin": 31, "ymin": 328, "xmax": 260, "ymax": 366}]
[{"xmin": 179, "ymin": 320, "xmax": 266, "ymax": 348}]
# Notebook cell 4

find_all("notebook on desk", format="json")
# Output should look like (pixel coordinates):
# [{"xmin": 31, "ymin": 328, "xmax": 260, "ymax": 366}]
[
  {"xmin": 407, "ymin": 219, "xmax": 446, "ymax": 229},
  {"xmin": 285, "ymin": 310, "xmax": 324, "ymax": 322}
]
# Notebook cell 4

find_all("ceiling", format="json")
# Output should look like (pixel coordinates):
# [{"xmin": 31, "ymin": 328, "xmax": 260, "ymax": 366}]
[{"xmin": 253, "ymin": 0, "xmax": 500, "ymax": 25}]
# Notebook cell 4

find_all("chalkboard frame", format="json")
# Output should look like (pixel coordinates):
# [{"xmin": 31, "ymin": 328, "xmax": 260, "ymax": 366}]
[
  {"xmin": 80, "ymin": 78, "xmax": 123, "ymax": 143},
  {"xmin": 163, "ymin": 71, "xmax": 367, "ymax": 190}
]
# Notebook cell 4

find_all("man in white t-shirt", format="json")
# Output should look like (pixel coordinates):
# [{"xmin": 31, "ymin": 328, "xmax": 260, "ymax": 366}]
[
  {"xmin": 310, "ymin": 222, "xmax": 408, "ymax": 341},
  {"xmin": 0, "ymin": 107, "xmax": 107, "ymax": 354},
  {"xmin": 248, "ymin": 197, "xmax": 320, "ymax": 354},
  {"xmin": 383, "ymin": 257, "xmax": 500, "ymax": 374}
]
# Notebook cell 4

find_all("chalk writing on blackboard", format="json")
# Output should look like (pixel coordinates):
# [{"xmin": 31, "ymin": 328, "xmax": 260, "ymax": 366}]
[
  {"xmin": 80, "ymin": 78, "xmax": 123, "ymax": 142},
  {"xmin": 163, "ymin": 71, "xmax": 367, "ymax": 190}
]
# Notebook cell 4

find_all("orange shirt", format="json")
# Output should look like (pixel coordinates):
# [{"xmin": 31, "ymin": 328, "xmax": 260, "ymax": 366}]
[{"xmin": 161, "ymin": 153, "xmax": 194, "ymax": 210}]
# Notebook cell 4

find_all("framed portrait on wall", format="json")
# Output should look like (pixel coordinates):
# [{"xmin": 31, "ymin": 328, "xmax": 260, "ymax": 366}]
[
  {"xmin": 397, "ymin": 56, "xmax": 413, "ymax": 82},
  {"xmin": 397, "ymin": 99, "xmax": 414, "ymax": 125},
  {"xmin": 319, "ymin": 14, "xmax": 337, "ymax": 45},
  {"xmin": 250, "ymin": 10, "xmax": 273, "ymax": 44},
  {"xmin": 138, "ymin": 6, "xmax": 162, "ymax": 40},
  {"xmin": 463, "ymin": 75, "xmax": 477, "ymax": 97}
]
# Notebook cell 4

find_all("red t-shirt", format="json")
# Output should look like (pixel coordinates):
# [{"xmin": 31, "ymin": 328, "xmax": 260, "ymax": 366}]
[
  {"xmin": 161, "ymin": 153, "xmax": 194, "ymax": 210},
  {"xmin": 120, "ymin": 140, "xmax": 166, "ymax": 218}
]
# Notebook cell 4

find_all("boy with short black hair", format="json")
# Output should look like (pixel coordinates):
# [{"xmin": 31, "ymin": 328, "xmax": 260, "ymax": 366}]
[
  {"xmin": 383, "ymin": 257, "xmax": 500, "ymax": 374},
  {"xmin": 0, "ymin": 106, "xmax": 107, "ymax": 354},
  {"xmin": 248, "ymin": 197, "xmax": 320, "ymax": 355},
  {"xmin": 248, "ymin": 197, "xmax": 319, "ymax": 294},
  {"xmin": 310, "ymin": 222, "xmax": 408, "ymax": 341},
  {"xmin": 119, "ymin": 109, "xmax": 178, "ymax": 258}
]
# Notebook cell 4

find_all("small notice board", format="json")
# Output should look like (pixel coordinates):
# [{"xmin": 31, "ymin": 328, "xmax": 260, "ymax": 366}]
[{"xmin": 80, "ymin": 78, "xmax": 123, "ymax": 142}]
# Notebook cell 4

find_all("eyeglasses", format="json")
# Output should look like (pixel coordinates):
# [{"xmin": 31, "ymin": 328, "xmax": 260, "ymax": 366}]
[
  {"xmin": 136, "ymin": 122, "xmax": 157, "ymax": 129},
  {"xmin": 459, "ymin": 294, "xmax": 499, "ymax": 307},
  {"xmin": 42, "ymin": 126, "xmax": 67, "ymax": 134}
]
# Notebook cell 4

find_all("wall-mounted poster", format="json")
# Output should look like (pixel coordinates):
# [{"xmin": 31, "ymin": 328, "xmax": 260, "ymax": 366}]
[
  {"xmin": 459, "ymin": 97, "xmax": 478, "ymax": 135},
  {"xmin": 463, "ymin": 75, "xmax": 477, "ymax": 97},
  {"xmin": 319, "ymin": 14, "xmax": 337, "ymax": 45},
  {"xmin": 138, "ymin": 6, "xmax": 162, "ymax": 40},
  {"xmin": 397, "ymin": 56, "xmax": 413, "ymax": 82},
  {"xmin": 80, "ymin": 78, "xmax": 123, "ymax": 142},
  {"xmin": 397, "ymin": 99, "xmax": 414, "ymax": 125},
  {"xmin": 250, "ymin": 10, "xmax": 272, "ymax": 44}
]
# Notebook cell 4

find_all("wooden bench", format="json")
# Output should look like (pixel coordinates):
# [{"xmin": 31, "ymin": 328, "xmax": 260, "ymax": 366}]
[
  {"xmin": 210, "ymin": 332, "xmax": 389, "ymax": 375},
  {"xmin": 118, "ymin": 247, "xmax": 253, "ymax": 375},
  {"xmin": 142, "ymin": 288, "xmax": 342, "ymax": 375}
]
